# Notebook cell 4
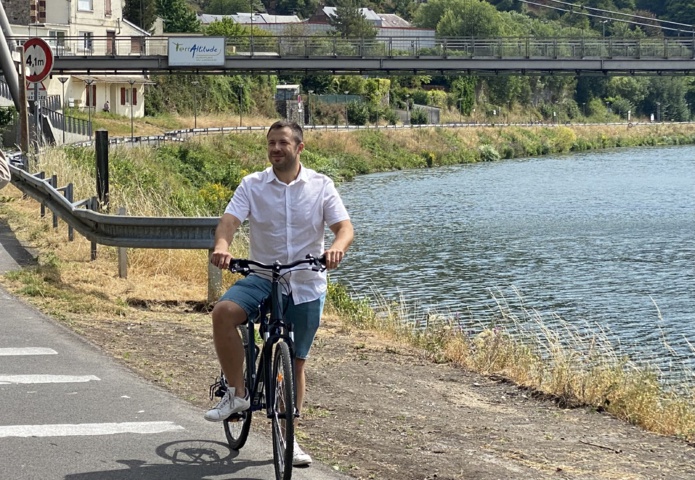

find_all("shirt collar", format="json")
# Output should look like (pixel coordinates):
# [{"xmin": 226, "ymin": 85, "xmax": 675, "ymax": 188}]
[{"xmin": 265, "ymin": 164, "xmax": 307, "ymax": 184}]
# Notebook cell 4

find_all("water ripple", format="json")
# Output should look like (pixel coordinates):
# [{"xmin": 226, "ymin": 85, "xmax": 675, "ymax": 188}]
[{"xmin": 333, "ymin": 146, "xmax": 695, "ymax": 380}]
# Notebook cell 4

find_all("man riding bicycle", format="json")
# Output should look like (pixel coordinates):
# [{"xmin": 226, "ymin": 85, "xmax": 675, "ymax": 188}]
[{"xmin": 207, "ymin": 120, "xmax": 354, "ymax": 466}]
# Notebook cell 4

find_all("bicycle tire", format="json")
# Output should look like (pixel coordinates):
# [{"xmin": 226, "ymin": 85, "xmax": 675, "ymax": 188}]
[
  {"xmin": 223, "ymin": 324, "xmax": 253, "ymax": 450},
  {"xmin": 271, "ymin": 341, "xmax": 295, "ymax": 480}
]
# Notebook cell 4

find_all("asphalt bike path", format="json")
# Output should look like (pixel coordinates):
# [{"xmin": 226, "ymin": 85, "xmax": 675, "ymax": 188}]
[{"xmin": 0, "ymin": 220, "xmax": 348, "ymax": 480}]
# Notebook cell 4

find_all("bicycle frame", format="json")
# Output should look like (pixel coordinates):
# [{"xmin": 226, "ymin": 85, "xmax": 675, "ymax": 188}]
[
  {"xmin": 246, "ymin": 274, "xmax": 297, "ymax": 419},
  {"xmin": 234, "ymin": 256, "xmax": 324, "ymax": 418}
]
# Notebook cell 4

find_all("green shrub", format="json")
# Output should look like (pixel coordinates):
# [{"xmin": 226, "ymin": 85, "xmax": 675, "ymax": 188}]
[{"xmin": 479, "ymin": 144, "xmax": 501, "ymax": 162}]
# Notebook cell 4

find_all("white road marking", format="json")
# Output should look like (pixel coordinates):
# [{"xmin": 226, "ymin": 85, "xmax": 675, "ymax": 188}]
[
  {"xmin": 0, "ymin": 422, "xmax": 185, "ymax": 438},
  {"xmin": 0, "ymin": 348, "xmax": 57, "ymax": 356},
  {"xmin": 0, "ymin": 375, "xmax": 100, "ymax": 384}
]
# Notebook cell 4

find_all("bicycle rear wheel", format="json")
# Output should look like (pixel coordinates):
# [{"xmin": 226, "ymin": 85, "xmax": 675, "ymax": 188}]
[
  {"xmin": 271, "ymin": 341, "xmax": 294, "ymax": 480},
  {"xmin": 223, "ymin": 324, "xmax": 253, "ymax": 450}
]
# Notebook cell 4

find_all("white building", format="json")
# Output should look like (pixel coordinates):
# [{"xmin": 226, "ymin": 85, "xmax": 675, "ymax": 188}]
[{"xmin": 3, "ymin": 0, "xmax": 150, "ymax": 118}]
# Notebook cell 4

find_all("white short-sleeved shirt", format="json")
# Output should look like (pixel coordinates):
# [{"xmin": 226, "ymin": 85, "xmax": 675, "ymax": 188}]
[{"xmin": 224, "ymin": 165, "xmax": 350, "ymax": 304}]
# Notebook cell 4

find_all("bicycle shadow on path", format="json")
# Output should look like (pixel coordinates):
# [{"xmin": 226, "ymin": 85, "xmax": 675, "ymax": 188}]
[{"xmin": 63, "ymin": 439, "xmax": 273, "ymax": 480}]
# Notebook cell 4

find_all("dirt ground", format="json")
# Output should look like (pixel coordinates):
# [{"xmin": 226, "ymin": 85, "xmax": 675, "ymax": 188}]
[{"xmin": 29, "ymin": 300, "xmax": 695, "ymax": 480}]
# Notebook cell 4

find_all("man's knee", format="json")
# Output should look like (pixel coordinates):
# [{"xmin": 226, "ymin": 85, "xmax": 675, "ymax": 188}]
[{"xmin": 211, "ymin": 300, "xmax": 247, "ymax": 328}]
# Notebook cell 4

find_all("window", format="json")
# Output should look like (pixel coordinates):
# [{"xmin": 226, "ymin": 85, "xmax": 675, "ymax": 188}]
[
  {"xmin": 48, "ymin": 30, "xmax": 67, "ymax": 55},
  {"xmin": 105, "ymin": 0, "xmax": 112, "ymax": 16},
  {"xmin": 130, "ymin": 37, "xmax": 144, "ymax": 54},
  {"xmin": 120, "ymin": 87, "xmax": 137, "ymax": 105},
  {"xmin": 79, "ymin": 32, "xmax": 93, "ymax": 52},
  {"xmin": 78, "ymin": 0, "xmax": 93, "ymax": 11},
  {"xmin": 49, "ymin": 31, "xmax": 66, "ymax": 47}
]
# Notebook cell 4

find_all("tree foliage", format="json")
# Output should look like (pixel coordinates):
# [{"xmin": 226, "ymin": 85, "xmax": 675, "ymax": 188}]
[
  {"xmin": 274, "ymin": 0, "xmax": 320, "ymax": 19},
  {"xmin": 329, "ymin": 0, "xmax": 377, "ymax": 38},
  {"xmin": 156, "ymin": 0, "xmax": 201, "ymax": 33},
  {"xmin": 123, "ymin": 0, "xmax": 158, "ymax": 31},
  {"xmin": 205, "ymin": 0, "xmax": 252, "ymax": 15}
]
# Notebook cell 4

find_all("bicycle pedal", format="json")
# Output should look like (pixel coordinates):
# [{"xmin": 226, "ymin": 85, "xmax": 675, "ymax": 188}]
[{"xmin": 208, "ymin": 377, "xmax": 227, "ymax": 400}]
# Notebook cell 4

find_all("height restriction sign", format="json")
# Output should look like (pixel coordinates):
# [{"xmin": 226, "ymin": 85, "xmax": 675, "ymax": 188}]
[{"xmin": 24, "ymin": 37, "xmax": 54, "ymax": 83}]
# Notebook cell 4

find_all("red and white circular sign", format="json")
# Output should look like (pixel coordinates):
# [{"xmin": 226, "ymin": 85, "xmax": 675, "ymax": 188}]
[{"xmin": 24, "ymin": 37, "xmax": 54, "ymax": 83}]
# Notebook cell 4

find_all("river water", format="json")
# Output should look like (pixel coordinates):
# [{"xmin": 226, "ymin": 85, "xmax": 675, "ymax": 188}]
[{"xmin": 331, "ymin": 146, "xmax": 695, "ymax": 378}]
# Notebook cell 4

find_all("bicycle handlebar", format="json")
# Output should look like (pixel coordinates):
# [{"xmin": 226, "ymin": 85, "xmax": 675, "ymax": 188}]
[{"xmin": 229, "ymin": 254, "xmax": 326, "ymax": 276}]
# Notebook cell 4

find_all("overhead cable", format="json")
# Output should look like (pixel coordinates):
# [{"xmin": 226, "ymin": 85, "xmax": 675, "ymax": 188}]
[{"xmin": 518, "ymin": 0, "xmax": 694, "ymax": 34}]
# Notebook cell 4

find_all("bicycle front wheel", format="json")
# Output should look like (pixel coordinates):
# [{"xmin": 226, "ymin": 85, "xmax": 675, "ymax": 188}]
[
  {"xmin": 224, "ymin": 324, "xmax": 253, "ymax": 450},
  {"xmin": 271, "ymin": 341, "xmax": 295, "ymax": 480}
]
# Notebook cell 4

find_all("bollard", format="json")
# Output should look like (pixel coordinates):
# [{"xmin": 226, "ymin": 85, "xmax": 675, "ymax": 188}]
[{"xmin": 95, "ymin": 130, "xmax": 109, "ymax": 212}]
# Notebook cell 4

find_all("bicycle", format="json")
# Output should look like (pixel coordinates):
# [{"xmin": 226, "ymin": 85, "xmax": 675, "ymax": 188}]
[{"xmin": 209, "ymin": 254, "xmax": 326, "ymax": 480}]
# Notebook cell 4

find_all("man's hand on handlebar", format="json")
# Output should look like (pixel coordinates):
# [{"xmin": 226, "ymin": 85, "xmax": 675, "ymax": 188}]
[
  {"xmin": 323, "ymin": 248, "xmax": 345, "ymax": 270},
  {"xmin": 210, "ymin": 250, "xmax": 233, "ymax": 270}
]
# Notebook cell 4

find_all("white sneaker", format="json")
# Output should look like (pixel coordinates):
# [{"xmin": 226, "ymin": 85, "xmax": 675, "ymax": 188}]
[
  {"xmin": 293, "ymin": 440, "xmax": 312, "ymax": 466},
  {"xmin": 204, "ymin": 387, "xmax": 250, "ymax": 422}
]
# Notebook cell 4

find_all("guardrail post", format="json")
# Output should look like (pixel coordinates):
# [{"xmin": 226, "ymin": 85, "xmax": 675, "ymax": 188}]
[
  {"xmin": 36, "ymin": 171, "xmax": 46, "ymax": 217},
  {"xmin": 95, "ymin": 130, "xmax": 110, "ymax": 212},
  {"xmin": 51, "ymin": 174, "xmax": 58, "ymax": 228},
  {"xmin": 208, "ymin": 248, "xmax": 222, "ymax": 304},
  {"xmin": 65, "ymin": 183, "xmax": 74, "ymax": 241},
  {"xmin": 118, "ymin": 207, "xmax": 127, "ymax": 278},
  {"xmin": 90, "ymin": 196, "xmax": 98, "ymax": 261}
]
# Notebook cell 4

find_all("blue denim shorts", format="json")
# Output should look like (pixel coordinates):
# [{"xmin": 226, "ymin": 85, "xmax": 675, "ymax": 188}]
[{"xmin": 219, "ymin": 274, "xmax": 325, "ymax": 359}]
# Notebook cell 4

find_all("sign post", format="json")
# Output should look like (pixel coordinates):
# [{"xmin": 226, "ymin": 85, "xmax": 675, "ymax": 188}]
[{"xmin": 23, "ymin": 38, "xmax": 54, "ymax": 150}]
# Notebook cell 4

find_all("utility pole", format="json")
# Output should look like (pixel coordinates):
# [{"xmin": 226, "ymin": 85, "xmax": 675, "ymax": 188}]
[{"xmin": 16, "ymin": 46, "xmax": 30, "ymax": 165}]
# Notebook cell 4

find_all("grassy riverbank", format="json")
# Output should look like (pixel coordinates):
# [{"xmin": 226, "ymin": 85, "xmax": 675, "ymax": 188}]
[{"xmin": 2, "ymin": 121, "xmax": 695, "ymax": 444}]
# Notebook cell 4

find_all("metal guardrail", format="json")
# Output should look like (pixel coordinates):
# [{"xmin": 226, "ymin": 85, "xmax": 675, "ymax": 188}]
[{"xmin": 8, "ymin": 162, "xmax": 219, "ymax": 249}]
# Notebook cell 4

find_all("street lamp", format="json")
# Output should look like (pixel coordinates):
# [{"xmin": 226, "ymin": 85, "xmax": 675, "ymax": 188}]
[
  {"xmin": 458, "ymin": 98, "xmax": 463, "ymax": 124},
  {"xmin": 308, "ymin": 90, "xmax": 313, "ymax": 127},
  {"xmin": 405, "ymin": 94, "xmax": 410, "ymax": 125},
  {"xmin": 344, "ymin": 90, "xmax": 349, "ymax": 127},
  {"xmin": 191, "ymin": 80, "xmax": 199, "ymax": 128},
  {"xmin": 58, "ymin": 77, "xmax": 69, "ymax": 144},
  {"xmin": 58, "ymin": 77, "xmax": 68, "ymax": 110},
  {"xmin": 128, "ymin": 79, "xmax": 135, "ymax": 142},
  {"xmin": 250, "ymin": 12, "xmax": 255, "ymax": 55},
  {"xmin": 84, "ymin": 78, "xmax": 94, "ymax": 141}
]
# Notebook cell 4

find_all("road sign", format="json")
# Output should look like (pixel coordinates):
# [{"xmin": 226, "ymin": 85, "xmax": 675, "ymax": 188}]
[
  {"xmin": 24, "ymin": 37, "xmax": 54, "ymax": 83},
  {"xmin": 26, "ymin": 81, "xmax": 47, "ymax": 102}
]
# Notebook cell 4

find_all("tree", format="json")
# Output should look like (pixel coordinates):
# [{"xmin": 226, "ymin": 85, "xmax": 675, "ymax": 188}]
[
  {"xmin": 665, "ymin": 0, "xmax": 695, "ymax": 27},
  {"xmin": 274, "ymin": 0, "xmax": 320, "ymax": 19},
  {"xmin": 206, "ymin": 0, "xmax": 251, "ymax": 15},
  {"xmin": 123, "ymin": 0, "xmax": 157, "ymax": 31},
  {"xmin": 329, "ymin": 0, "xmax": 377, "ymax": 39},
  {"xmin": 156, "ymin": 0, "xmax": 201, "ymax": 33},
  {"xmin": 414, "ymin": 0, "xmax": 503, "ymax": 37},
  {"xmin": 645, "ymin": 76, "xmax": 689, "ymax": 121}
]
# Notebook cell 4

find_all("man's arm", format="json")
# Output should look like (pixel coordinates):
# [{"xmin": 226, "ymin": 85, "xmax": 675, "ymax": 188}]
[
  {"xmin": 325, "ymin": 219, "xmax": 354, "ymax": 270},
  {"xmin": 210, "ymin": 213, "xmax": 242, "ymax": 270}
]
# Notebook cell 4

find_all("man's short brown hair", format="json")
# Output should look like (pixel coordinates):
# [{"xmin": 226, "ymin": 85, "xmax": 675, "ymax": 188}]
[{"xmin": 267, "ymin": 120, "xmax": 303, "ymax": 145}]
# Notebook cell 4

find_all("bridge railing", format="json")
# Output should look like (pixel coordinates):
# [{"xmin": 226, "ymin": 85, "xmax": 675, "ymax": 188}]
[{"xmin": 9, "ymin": 35, "xmax": 695, "ymax": 60}]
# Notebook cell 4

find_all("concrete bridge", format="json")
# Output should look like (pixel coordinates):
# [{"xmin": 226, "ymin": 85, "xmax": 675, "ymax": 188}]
[{"xmin": 8, "ymin": 35, "xmax": 695, "ymax": 77}]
